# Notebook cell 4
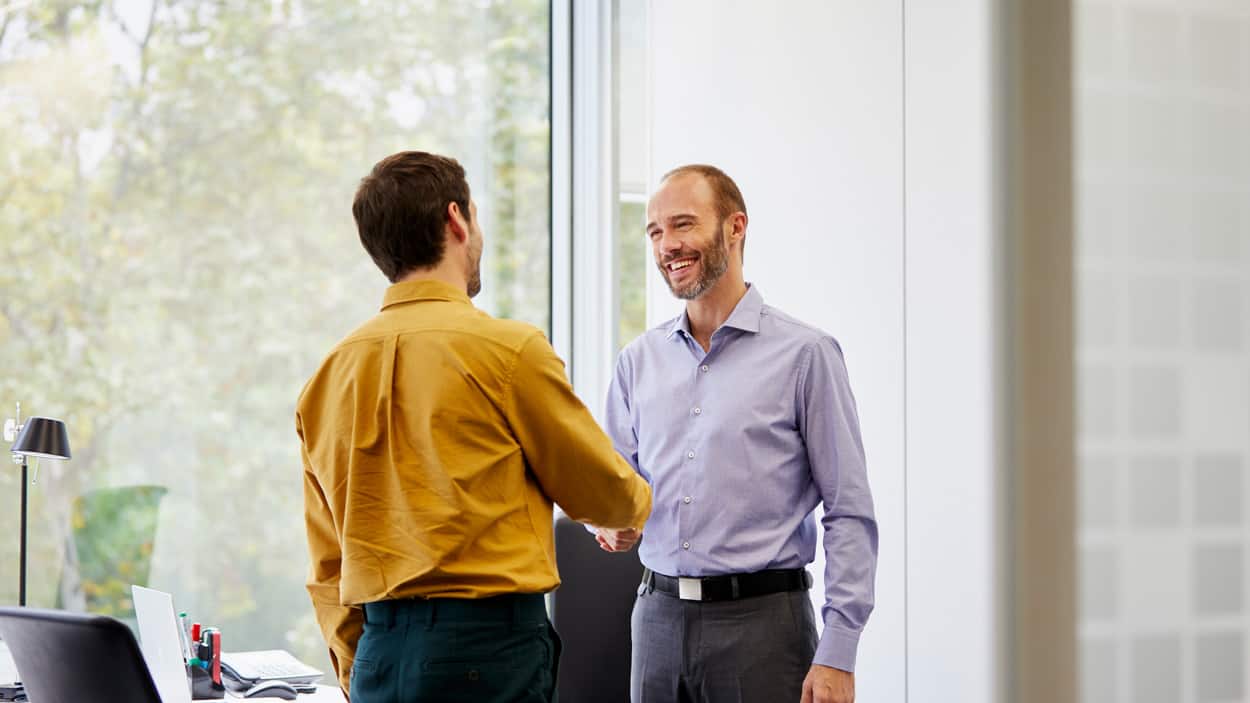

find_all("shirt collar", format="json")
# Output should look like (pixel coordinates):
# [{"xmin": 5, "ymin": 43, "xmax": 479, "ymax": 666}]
[
  {"xmin": 665, "ymin": 283, "xmax": 764, "ymax": 339},
  {"xmin": 665, "ymin": 313, "xmax": 692, "ymax": 340},
  {"xmin": 380, "ymin": 279, "xmax": 472, "ymax": 310}
]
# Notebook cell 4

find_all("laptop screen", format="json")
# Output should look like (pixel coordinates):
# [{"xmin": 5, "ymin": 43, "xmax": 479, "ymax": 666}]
[
  {"xmin": 132, "ymin": 586, "xmax": 193, "ymax": 703},
  {"xmin": 0, "ymin": 641, "xmax": 16, "ymax": 686}
]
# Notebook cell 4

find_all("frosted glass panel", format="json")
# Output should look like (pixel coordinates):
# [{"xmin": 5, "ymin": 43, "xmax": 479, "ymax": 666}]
[
  {"xmin": 1130, "ymin": 635, "xmax": 1180, "ymax": 703},
  {"xmin": 1196, "ymin": 632, "xmax": 1244, "ymax": 702},
  {"xmin": 1194, "ymin": 454, "xmax": 1242, "ymax": 527},
  {"xmin": 1076, "ymin": 1, "xmax": 1250, "ymax": 702}
]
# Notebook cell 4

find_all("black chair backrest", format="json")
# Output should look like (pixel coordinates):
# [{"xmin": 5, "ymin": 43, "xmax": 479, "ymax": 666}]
[
  {"xmin": 0, "ymin": 606, "xmax": 162, "ymax": 703},
  {"xmin": 552, "ymin": 516, "xmax": 643, "ymax": 703}
]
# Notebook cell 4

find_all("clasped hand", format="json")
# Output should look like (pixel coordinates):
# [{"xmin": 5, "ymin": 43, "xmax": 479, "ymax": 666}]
[{"xmin": 595, "ymin": 527, "xmax": 642, "ymax": 552}]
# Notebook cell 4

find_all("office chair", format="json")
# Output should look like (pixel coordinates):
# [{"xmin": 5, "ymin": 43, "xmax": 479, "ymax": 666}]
[
  {"xmin": 0, "ymin": 607, "xmax": 162, "ymax": 703},
  {"xmin": 552, "ymin": 516, "xmax": 643, "ymax": 703}
]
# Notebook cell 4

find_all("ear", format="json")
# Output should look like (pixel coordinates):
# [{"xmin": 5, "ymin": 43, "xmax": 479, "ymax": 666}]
[
  {"xmin": 727, "ymin": 211, "xmax": 747, "ymax": 248},
  {"xmin": 446, "ymin": 201, "xmax": 470, "ymax": 244}
]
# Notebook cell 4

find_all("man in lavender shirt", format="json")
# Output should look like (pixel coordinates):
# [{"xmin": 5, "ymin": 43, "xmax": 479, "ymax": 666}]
[{"xmin": 596, "ymin": 165, "xmax": 877, "ymax": 703}]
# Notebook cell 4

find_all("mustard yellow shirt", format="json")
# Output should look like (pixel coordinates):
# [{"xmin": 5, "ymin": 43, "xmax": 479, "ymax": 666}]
[{"xmin": 296, "ymin": 279, "xmax": 652, "ymax": 691}]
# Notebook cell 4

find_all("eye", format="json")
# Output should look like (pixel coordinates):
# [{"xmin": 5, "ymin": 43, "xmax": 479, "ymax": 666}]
[{"xmin": 647, "ymin": 229, "xmax": 660, "ymax": 240}]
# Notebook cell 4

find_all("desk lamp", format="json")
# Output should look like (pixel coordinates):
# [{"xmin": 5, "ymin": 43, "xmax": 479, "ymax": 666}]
[{"xmin": 4, "ymin": 403, "xmax": 71, "ymax": 606}]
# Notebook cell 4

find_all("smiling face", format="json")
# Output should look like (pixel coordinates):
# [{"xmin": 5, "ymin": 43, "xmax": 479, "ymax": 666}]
[{"xmin": 646, "ymin": 173, "xmax": 738, "ymax": 301}]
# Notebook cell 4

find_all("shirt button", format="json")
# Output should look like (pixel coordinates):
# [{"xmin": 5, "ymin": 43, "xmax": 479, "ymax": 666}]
[
  {"xmin": 682, "ymin": 541, "xmax": 691, "ymax": 550},
  {"xmin": 692, "ymin": 407, "xmax": 702, "ymax": 415},
  {"xmin": 687, "ymin": 451, "xmax": 695, "ymax": 460},
  {"xmin": 683, "ymin": 496, "xmax": 692, "ymax": 504},
  {"xmin": 700, "ymin": 365, "xmax": 710, "ymax": 373}
]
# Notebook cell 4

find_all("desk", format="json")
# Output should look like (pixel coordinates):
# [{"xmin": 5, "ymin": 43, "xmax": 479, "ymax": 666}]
[
  {"xmin": 3, "ymin": 641, "xmax": 344, "ymax": 703},
  {"xmin": 215, "ymin": 685, "xmax": 344, "ymax": 702}
]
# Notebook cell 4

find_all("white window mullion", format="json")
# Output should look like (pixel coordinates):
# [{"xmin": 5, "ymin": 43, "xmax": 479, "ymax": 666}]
[
  {"xmin": 550, "ymin": 0, "xmax": 573, "ymax": 365},
  {"xmin": 570, "ymin": 0, "xmax": 618, "ymax": 419}
]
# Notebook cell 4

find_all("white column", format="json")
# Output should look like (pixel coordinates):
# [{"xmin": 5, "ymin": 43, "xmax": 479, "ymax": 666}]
[
  {"xmin": 903, "ymin": 1, "xmax": 1004, "ymax": 701},
  {"xmin": 569, "ymin": 0, "xmax": 618, "ymax": 417}
]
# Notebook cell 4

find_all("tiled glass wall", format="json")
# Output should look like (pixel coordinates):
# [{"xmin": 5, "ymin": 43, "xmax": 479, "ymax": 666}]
[{"xmin": 1077, "ymin": 1, "xmax": 1249, "ymax": 701}]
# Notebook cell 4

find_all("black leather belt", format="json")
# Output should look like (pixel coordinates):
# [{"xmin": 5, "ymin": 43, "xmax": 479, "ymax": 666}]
[{"xmin": 642, "ymin": 567, "xmax": 812, "ymax": 602}]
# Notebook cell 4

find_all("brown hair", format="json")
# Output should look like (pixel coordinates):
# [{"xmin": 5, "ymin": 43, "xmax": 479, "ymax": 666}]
[
  {"xmin": 661, "ymin": 164, "xmax": 748, "ymax": 256},
  {"xmin": 661, "ymin": 164, "xmax": 747, "ymax": 221},
  {"xmin": 352, "ymin": 151, "xmax": 471, "ymax": 282}
]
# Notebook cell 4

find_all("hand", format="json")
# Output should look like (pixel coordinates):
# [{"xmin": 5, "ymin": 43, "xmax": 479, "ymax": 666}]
[
  {"xmin": 800, "ymin": 664, "xmax": 854, "ymax": 703},
  {"xmin": 595, "ymin": 527, "xmax": 642, "ymax": 552}
]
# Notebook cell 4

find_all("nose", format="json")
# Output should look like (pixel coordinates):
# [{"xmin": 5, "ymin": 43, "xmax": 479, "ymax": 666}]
[{"xmin": 656, "ymin": 228, "xmax": 682, "ymax": 257}]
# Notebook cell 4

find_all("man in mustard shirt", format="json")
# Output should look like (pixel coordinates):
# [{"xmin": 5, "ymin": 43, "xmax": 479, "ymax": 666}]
[{"xmin": 297, "ymin": 151, "xmax": 652, "ymax": 702}]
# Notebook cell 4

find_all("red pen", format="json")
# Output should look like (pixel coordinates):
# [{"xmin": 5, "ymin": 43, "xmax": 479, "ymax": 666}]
[
  {"xmin": 191, "ymin": 622, "xmax": 201, "ymax": 643},
  {"xmin": 211, "ymin": 630, "xmax": 222, "ymax": 686}
]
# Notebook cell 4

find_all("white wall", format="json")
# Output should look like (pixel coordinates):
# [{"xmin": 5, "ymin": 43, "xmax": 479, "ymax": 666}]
[
  {"xmin": 644, "ymin": 1, "xmax": 1001, "ymax": 700},
  {"xmin": 646, "ymin": 1, "xmax": 906, "ymax": 699},
  {"xmin": 903, "ymin": 2, "xmax": 1002, "ymax": 701}
]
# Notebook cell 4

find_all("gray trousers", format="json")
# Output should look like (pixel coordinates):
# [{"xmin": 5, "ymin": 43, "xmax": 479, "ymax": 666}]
[{"xmin": 630, "ymin": 585, "xmax": 818, "ymax": 703}]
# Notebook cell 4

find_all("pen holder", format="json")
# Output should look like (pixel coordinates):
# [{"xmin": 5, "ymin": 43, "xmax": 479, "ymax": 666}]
[{"xmin": 188, "ymin": 663, "xmax": 225, "ymax": 700}]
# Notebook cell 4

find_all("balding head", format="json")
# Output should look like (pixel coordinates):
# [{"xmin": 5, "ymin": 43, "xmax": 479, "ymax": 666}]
[{"xmin": 658, "ymin": 165, "xmax": 747, "ymax": 257}]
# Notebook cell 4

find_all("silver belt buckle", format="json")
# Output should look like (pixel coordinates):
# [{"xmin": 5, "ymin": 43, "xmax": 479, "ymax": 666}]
[{"xmin": 678, "ymin": 577, "xmax": 703, "ymax": 601}]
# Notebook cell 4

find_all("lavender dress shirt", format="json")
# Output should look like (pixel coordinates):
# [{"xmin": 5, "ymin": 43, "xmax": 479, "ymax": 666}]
[{"xmin": 604, "ymin": 284, "xmax": 878, "ymax": 672}]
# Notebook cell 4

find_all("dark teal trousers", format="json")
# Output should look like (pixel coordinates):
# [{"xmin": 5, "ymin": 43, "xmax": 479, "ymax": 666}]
[{"xmin": 351, "ymin": 593, "xmax": 561, "ymax": 703}]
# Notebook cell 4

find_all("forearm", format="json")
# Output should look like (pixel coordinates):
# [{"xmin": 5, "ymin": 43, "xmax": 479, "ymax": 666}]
[
  {"xmin": 509, "ymin": 334, "xmax": 653, "ymax": 528},
  {"xmin": 555, "ymin": 448, "xmax": 652, "ymax": 529}
]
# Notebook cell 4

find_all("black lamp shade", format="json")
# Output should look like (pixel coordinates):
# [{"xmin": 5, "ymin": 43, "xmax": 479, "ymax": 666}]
[{"xmin": 12, "ymin": 416, "xmax": 71, "ymax": 460}]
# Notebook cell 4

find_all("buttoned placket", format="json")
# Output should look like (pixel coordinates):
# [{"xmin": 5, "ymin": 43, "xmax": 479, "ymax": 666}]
[{"xmin": 677, "ymin": 332, "xmax": 718, "ymax": 564}]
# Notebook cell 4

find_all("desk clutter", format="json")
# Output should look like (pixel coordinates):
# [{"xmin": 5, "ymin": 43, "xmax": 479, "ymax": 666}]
[
  {"xmin": 181, "ymin": 615, "xmax": 324, "ymax": 699},
  {"xmin": 183, "ymin": 619, "xmax": 225, "ymax": 699},
  {"xmin": 0, "ymin": 589, "xmax": 324, "ymax": 702},
  {"xmin": 132, "ymin": 584, "xmax": 323, "ymax": 700}
]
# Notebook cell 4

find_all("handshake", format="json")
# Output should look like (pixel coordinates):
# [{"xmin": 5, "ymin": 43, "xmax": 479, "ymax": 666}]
[{"xmin": 594, "ymin": 526, "xmax": 643, "ymax": 552}]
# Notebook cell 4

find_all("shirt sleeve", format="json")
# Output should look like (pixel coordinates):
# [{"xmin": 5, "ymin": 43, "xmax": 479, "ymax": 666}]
[
  {"xmin": 582, "ymin": 352, "xmax": 650, "ymax": 534},
  {"xmin": 505, "ymin": 332, "xmax": 653, "ymax": 530},
  {"xmin": 798, "ymin": 337, "xmax": 879, "ymax": 673},
  {"xmin": 298, "ymin": 416, "xmax": 363, "ymax": 695},
  {"xmin": 604, "ymin": 351, "xmax": 648, "ymax": 481}
]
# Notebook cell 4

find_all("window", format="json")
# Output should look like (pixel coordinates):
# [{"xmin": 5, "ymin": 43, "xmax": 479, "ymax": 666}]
[
  {"xmin": 0, "ymin": 0, "xmax": 549, "ymax": 673},
  {"xmin": 613, "ymin": 0, "xmax": 648, "ymax": 351}
]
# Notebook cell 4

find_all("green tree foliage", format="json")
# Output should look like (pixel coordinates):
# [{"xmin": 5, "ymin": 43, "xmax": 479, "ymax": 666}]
[
  {"xmin": 0, "ymin": 0, "xmax": 549, "ymax": 668},
  {"xmin": 616, "ymin": 200, "xmax": 647, "ymax": 350}
]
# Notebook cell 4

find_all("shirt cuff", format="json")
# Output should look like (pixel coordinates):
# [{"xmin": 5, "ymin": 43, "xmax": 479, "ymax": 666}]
[{"xmin": 813, "ymin": 622, "xmax": 861, "ymax": 673}]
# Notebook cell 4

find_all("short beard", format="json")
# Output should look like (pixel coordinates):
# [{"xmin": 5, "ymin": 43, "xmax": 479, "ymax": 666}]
[
  {"xmin": 466, "ymin": 249, "xmax": 482, "ymax": 298},
  {"xmin": 663, "ymin": 221, "xmax": 730, "ymax": 301}
]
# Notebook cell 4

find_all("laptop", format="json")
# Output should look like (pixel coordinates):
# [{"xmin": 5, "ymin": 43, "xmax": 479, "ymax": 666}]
[
  {"xmin": 133, "ymin": 585, "xmax": 324, "ymax": 696},
  {"xmin": 132, "ymin": 585, "xmax": 194, "ymax": 703}
]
